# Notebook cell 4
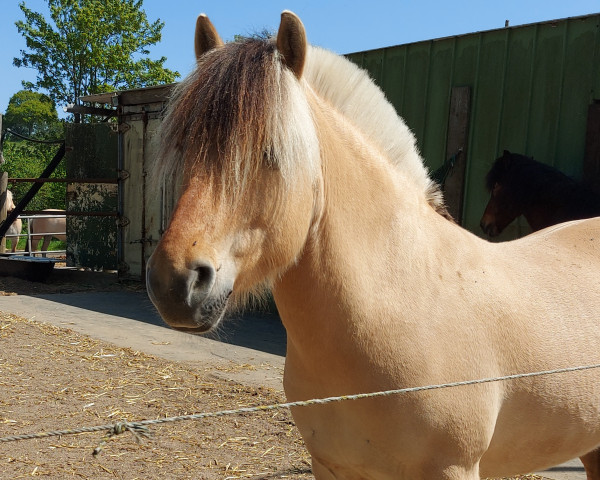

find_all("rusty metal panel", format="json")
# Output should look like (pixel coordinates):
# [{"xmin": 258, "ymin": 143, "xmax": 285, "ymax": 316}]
[
  {"xmin": 443, "ymin": 87, "xmax": 471, "ymax": 223},
  {"xmin": 65, "ymin": 123, "xmax": 118, "ymax": 270}
]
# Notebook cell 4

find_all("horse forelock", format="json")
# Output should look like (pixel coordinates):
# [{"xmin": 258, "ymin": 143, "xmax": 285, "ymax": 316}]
[
  {"xmin": 155, "ymin": 37, "xmax": 449, "ymax": 218},
  {"xmin": 156, "ymin": 38, "xmax": 319, "ymax": 200}
]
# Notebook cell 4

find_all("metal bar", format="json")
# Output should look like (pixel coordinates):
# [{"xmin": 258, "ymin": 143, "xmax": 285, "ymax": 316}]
[
  {"xmin": 4, "ymin": 128, "xmax": 63, "ymax": 145},
  {"xmin": 65, "ymin": 105, "xmax": 117, "ymax": 118},
  {"xmin": 1, "ymin": 172, "xmax": 7, "ymax": 253},
  {"xmin": 8, "ymin": 178, "xmax": 119, "ymax": 184},
  {"xmin": 2, "ymin": 250, "xmax": 66, "ymax": 257},
  {"xmin": 22, "ymin": 210, "xmax": 118, "ymax": 217}
]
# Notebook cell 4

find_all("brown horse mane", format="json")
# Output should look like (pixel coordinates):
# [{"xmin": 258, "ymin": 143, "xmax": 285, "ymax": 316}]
[
  {"xmin": 158, "ymin": 37, "xmax": 321, "ymax": 201},
  {"xmin": 486, "ymin": 151, "xmax": 600, "ymax": 216}
]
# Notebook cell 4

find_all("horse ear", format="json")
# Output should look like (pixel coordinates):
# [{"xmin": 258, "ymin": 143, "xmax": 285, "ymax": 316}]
[
  {"xmin": 195, "ymin": 14, "xmax": 224, "ymax": 60},
  {"xmin": 277, "ymin": 11, "xmax": 307, "ymax": 79}
]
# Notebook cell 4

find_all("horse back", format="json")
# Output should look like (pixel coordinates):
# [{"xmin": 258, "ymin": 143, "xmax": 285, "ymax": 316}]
[
  {"xmin": 30, "ymin": 210, "xmax": 67, "ymax": 242},
  {"xmin": 508, "ymin": 217, "xmax": 600, "ymax": 303},
  {"xmin": 527, "ymin": 216, "xmax": 600, "ymax": 255}
]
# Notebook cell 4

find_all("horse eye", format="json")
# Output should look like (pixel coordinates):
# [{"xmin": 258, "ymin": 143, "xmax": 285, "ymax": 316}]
[{"xmin": 492, "ymin": 183, "xmax": 501, "ymax": 195}]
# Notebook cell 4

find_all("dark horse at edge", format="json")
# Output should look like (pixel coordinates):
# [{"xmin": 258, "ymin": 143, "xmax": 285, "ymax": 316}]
[{"xmin": 480, "ymin": 150, "xmax": 600, "ymax": 237}]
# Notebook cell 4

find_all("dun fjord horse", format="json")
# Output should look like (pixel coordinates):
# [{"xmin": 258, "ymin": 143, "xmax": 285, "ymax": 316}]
[
  {"xmin": 146, "ymin": 12, "xmax": 600, "ymax": 480},
  {"xmin": 481, "ymin": 150, "xmax": 600, "ymax": 237},
  {"xmin": 4, "ymin": 190, "xmax": 22, "ymax": 253}
]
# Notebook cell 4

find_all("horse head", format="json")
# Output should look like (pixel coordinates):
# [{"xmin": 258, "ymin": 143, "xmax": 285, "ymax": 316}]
[
  {"xmin": 480, "ymin": 151, "xmax": 525, "ymax": 236},
  {"xmin": 146, "ymin": 12, "xmax": 321, "ymax": 333}
]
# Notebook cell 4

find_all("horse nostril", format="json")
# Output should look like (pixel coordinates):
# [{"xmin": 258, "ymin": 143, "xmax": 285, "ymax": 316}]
[{"xmin": 194, "ymin": 263, "xmax": 216, "ymax": 292}]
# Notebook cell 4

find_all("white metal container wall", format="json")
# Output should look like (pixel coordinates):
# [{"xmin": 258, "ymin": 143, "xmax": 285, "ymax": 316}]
[{"xmin": 120, "ymin": 102, "xmax": 171, "ymax": 278}]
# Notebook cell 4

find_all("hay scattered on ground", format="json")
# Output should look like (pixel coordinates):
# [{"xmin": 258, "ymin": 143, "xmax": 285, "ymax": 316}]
[{"xmin": 0, "ymin": 312, "xmax": 311, "ymax": 479}]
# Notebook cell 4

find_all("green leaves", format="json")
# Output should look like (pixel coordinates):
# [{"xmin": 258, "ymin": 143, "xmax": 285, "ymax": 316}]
[
  {"xmin": 4, "ymin": 90, "xmax": 61, "ymax": 138},
  {"xmin": 2, "ymin": 140, "xmax": 67, "ymax": 211},
  {"xmin": 13, "ymin": 0, "xmax": 179, "ymax": 110}
]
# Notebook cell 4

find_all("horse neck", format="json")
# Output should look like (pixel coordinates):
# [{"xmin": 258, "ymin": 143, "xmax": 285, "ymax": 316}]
[
  {"xmin": 521, "ymin": 206, "xmax": 557, "ymax": 232},
  {"xmin": 520, "ymin": 185, "xmax": 574, "ymax": 231},
  {"xmin": 272, "ymin": 97, "xmax": 468, "ymax": 363}
]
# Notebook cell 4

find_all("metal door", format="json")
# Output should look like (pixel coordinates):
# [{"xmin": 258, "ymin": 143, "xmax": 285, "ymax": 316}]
[{"xmin": 65, "ymin": 123, "xmax": 119, "ymax": 270}]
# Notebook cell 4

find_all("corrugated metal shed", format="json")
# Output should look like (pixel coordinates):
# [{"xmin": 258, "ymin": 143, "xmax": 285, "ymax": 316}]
[{"xmin": 347, "ymin": 13, "xmax": 600, "ymax": 238}]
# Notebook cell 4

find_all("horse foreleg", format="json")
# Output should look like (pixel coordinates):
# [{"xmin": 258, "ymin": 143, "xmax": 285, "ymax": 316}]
[
  {"xmin": 311, "ymin": 458, "xmax": 339, "ymax": 480},
  {"xmin": 40, "ymin": 235, "xmax": 51, "ymax": 258},
  {"xmin": 581, "ymin": 449, "xmax": 600, "ymax": 480},
  {"xmin": 311, "ymin": 456, "xmax": 481, "ymax": 479}
]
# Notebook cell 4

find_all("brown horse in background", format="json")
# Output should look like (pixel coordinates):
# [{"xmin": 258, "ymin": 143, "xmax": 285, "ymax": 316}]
[
  {"xmin": 146, "ymin": 12, "xmax": 600, "ymax": 479},
  {"xmin": 480, "ymin": 150, "xmax": 600, "ymax": 236}
]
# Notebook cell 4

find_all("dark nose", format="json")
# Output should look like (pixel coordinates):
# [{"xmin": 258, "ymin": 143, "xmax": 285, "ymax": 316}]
[
  {"xmin": 480, "ymin": 219, "xmax": 497, "ymax": 237},
  {"xmin": 146, "ymin": 255, "xmax": 216, "ymax": 311},
  {"xmin": 480, "ymin": 219, "xmax": 488, "ymax": 234}
]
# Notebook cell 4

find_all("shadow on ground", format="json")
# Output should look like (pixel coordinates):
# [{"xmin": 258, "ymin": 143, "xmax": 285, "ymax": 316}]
[{"xmin": 1, "ymin": 268, "xmax": 287, "ymax": 357}]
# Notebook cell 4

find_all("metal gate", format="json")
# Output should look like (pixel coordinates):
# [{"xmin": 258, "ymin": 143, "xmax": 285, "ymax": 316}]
[{"xmin": 65, "ymin": 123, "xmax": 119, "ymax": 270}]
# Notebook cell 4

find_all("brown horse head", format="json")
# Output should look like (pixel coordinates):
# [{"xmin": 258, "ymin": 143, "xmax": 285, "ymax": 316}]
[
  {"xmin": 480, "ymin": 150, "xmax": 600, "ymax": 236},
  {"xmin": 480, "ymin": 151, "xmax": 528, "ymax": 236},
  {"xmin": 146, "ymin": 12, "xmax": 320, "ymax": 333}
]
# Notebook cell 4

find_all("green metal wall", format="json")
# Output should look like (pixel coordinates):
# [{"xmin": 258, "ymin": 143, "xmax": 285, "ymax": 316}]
[{"xmin": 347, "ymin": 14, "xmax": 600, "ymax": 238}]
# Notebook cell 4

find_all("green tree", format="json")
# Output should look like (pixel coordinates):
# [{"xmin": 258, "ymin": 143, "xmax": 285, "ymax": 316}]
[
  {"xmin": 13, "ymin": 0, "xmax": 179, "ymax": 110},
  {"xmin": 2, "ymin": 141, "xmax": 66, "ymax": 211},
  {"xmin": 4, "ymin": 90, "xmax": 62, "ymax": 138}
]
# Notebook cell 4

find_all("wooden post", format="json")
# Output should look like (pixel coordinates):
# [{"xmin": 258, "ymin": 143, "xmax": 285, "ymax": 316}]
[
  {"xmin": 1, "ymin": 171, "xmax": 8, "ymax": 253},
  {"xmin": 443, "ymin": 86, "xmax": 471, "ymax": 224},
  {"xmin": 583, "ymin": 101, "xmax": 600, "ymax": 191}
]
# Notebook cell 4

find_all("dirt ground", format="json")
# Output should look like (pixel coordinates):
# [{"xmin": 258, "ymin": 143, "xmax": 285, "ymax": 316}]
[
  {"xmin": 0, "ymin": 271, "xmax": 312, "ymax": 479},
  {"xmin": 0, "ymin": 271, "xmax": 544, "ymax": 480}
]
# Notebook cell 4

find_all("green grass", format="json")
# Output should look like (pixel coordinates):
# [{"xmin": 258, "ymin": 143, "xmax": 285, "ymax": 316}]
[{"xmin": 6, "ymin": 238, "xmax": 66, "ymax": 253}]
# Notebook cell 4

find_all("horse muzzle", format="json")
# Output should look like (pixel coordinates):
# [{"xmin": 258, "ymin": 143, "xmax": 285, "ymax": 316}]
[
  {"xmin": 480, "ymin": 217, "xmax": 499, "ymax": 237},
  {"xmin": 146, "ymin": 254, "xmax": 233, "ymax": 333}
]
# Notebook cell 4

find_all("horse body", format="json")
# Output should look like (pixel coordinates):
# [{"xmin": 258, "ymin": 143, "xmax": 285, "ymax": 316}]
[
  {"xmin": 275, "ymin": 102, "xmax": 600, "ymax": 478},
  {"xmin": 480, "ymin": 151, "xmax": 600, "ymax": 236},
  {"xmin": 146, "ymin": 12, "xmax": 600, "ymax": 479},
  {"xmin": 28, "ymin": 210, "xmax": 66, "ymax": 255}
]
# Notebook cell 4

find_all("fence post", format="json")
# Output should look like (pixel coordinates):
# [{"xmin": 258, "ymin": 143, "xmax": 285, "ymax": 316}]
[{"xmin": 1, "ymin": 171, "xmax": 7, "ymax": 253}]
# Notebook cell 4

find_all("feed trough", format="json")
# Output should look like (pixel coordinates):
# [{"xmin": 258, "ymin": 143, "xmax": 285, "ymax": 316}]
[{"xmin": 0, "ymin": 255, "xmax": 57, "ymax": 282}]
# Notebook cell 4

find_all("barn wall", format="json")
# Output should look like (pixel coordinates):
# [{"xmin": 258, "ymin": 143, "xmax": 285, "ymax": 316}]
[
  {"xmin": 346, "ymin": 14, "xmax": 600, "ymax": 238},
  {"xmin": 120, "ymin": 103, "xmax": 165, "ymax": 278}
]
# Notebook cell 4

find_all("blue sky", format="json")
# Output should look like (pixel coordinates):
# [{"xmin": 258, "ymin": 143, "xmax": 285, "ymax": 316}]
[{"xmin": 1, "ymin": 0, "xmax": 599, "ymax": 115}]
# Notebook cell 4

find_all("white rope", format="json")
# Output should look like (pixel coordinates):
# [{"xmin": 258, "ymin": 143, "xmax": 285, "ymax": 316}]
[{"xmin": 1, "ymin": 362, "xmax": 599, "ymax": 453}]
